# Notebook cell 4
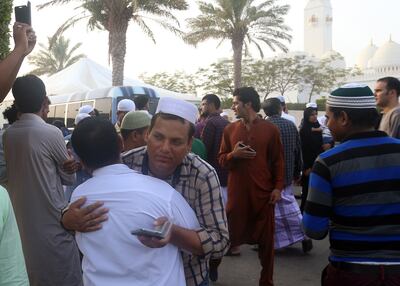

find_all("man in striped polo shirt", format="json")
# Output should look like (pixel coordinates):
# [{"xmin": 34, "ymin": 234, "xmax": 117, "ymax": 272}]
[{"xmin": 303, "ymin": 83, "xmax": 400, "ymax": 285}]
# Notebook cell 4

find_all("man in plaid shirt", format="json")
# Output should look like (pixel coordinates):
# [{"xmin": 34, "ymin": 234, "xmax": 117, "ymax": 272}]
[
  {"xmin": 62, "ymin": 97, "xmax": 229, "ymax": 286},
  {"xmin": 122, "ymin": 97, "xmax": 229, "ymax": 286},
  {"xmin": 263, "ymin": 97, "xmax": 312, "ymax": 253}
]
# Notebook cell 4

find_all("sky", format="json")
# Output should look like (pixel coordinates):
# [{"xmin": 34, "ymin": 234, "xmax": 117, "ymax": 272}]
[{"xmin": 13, "ymin": 0, "xmax": 400, "ymax": 79}]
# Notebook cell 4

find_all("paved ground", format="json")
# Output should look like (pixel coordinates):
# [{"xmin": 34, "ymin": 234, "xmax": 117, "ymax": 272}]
[
  {"xmin": 213, "ymin": 187, "xmax": 330, "ymax": 286},
  {"xmin": 213, "ymin": 239, "xmax": 329, "ymax": 286}
]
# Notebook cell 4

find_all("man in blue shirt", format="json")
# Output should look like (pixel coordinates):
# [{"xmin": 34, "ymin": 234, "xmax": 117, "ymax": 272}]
[{"xmin": 303, "ymin": 83, "xmax": 400, "ymax": 285}]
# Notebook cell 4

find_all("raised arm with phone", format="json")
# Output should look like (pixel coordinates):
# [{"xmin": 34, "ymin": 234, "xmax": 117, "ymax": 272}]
[{"xmin": 0, "ymin": 2, "xmax": 35, "ymax": 102}]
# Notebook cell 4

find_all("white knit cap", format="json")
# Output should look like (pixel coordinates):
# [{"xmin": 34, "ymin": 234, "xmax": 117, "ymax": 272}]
[
  {"xmin": 306, "ymin": 102, "xmax": 318, "ymax": 109},
  {"xmin": 155, "ymin": 97, "xmax": 198, "ymax": 124},
  {"xmin": 75, "ymin": 113, "xmax": 91, "ymax": 125},
  {"xmin": 78, "ymin": 105, "xmax": 94, "ymax": 114},
  {"xmin": 328, "ymin": 83, "xmax": 376, "ymax": 109},
  {"xmin": 117, "ymin": 99, "xmax": 135, "ymax": 112}
]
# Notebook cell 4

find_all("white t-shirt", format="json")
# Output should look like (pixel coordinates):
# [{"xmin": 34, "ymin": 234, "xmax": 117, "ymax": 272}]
[{"xmin": 71, "ymin": 164, "xmax": 200, "ymax": 286}]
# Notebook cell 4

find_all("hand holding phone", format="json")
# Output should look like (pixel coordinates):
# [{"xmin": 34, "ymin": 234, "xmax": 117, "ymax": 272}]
[
  {"xmin": 131, "ymin": 220, "xmax": 172, "ymax": 239},
  {"xmin": 238, "ymin": 142, "xmax": 256, "ymax": 153},
  {"xmin": 15, "ymin": 2, "xmax": 31, "ymax": 26}
]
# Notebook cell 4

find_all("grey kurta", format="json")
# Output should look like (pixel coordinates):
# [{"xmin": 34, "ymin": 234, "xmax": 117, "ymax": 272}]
[{"xmin": 3, "ymin": 114, "xmax": 82, "ymax": 286}]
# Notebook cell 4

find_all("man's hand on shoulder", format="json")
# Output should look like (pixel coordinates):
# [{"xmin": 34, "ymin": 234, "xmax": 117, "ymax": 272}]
[{"xmin": 62, "ymin": 197, "xmax": 109, "ymax": 232}]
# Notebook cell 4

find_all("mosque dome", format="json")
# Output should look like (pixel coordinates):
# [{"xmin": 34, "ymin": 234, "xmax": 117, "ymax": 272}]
[
  {"xmin": 356, "ymin": 41, "xmax": 378, "ymax": 70},
  {"xmin": 321, "ymin": 50, "xmax": 346, "ymax": 69},
  {"xmin": 371, "ymin": 37, "xmax": 400, "ymax": 72}
]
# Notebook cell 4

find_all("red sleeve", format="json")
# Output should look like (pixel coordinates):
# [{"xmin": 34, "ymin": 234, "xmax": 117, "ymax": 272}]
[{"xmin": 218, "ymin": 125, "xmax": 236, "ymax": 170}]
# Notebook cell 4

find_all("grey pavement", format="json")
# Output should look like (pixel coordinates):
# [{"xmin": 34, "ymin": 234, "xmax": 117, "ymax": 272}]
[
  {"xmin": 213, "ymin": 239, "xmax": 329, "ymax": 286},
  {"xmin": 213, "ymin": 187, "xmax": 330, "ymax": 286}
]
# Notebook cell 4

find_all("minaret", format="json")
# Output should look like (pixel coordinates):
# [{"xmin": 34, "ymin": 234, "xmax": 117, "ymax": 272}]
[{"xmin": 304, "ymin": 0, "xmax": 333, "ymax": 58}]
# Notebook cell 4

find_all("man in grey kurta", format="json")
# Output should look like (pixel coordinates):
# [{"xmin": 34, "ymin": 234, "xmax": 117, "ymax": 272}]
[{"xmin": 3, "ymin": 75, "xmax": 82, "ymax": 286}]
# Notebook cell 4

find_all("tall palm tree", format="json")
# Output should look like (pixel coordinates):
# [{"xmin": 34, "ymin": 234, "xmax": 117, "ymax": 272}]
[
  {"xmin": 38, "ymin": 0, "xmax": 188, "ymax": 86},
  {"xmin": 29, "ymin": 35, "xmax": 85, "ymax": 76},
  {"xmin": 185, "ymin": 0, "xmax": 292, "ymax": 89}
]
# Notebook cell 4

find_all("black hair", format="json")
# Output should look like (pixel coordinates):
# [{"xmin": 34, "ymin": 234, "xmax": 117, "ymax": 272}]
[
  {"xmin": 202, "ymin": 94, "xmax": 221, "ymax": 110},
  {"xmin": 329, "ymin": 107, "xmax": 379, "ymax": 129},
  {"xmin": 233, "ymin": 87, "xmax": 261, "ymax": 112},
  {"xmin": 120, "ymin": 126, "xmax": 148, "ymax": 141},
  {"xmin": 377, "ymin": 77, "xmax": 400, "ymax": 97},
  {"xmin": 2, "ymin": 103, "xmax": 19, "ymax": 124},
  {"xmin": 71, "ymin": 117, "xmax": 120, "ymax": 170},
  {"xmin": 12, "ymin": 75, "xmax": 46, "ymax": 113},
  {"xmin": 262, "ymin": 98, "xmax": 282, "ymax": 117},
  {"xmin": 134, "ymin": 94, "xmax": 150, "ymax": 110},
  {"xmin": 149, "ymin": 112, "xmax": 195, "ymax": 141}
]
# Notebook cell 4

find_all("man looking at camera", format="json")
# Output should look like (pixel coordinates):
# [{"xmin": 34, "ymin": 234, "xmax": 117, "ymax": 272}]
[
  {"xmin": 62, "ymin": 97, "xmax": 229, "ymax": 286},
  {"xmin": 70, "ymin": 118, "xmax": 199, "ymax": 286}
]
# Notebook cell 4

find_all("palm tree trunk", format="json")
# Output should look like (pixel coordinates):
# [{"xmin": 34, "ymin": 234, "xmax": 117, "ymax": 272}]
[
  {"xmin": 232, "ymin": 38, "xmax": 243, "ymax": 90},
  {"xmin": 108, "ymin": 3, "xmax": 129, "ymax": 86}
]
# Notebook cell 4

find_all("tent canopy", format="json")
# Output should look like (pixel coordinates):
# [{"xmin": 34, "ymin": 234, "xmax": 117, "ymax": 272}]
[{"xmin": 45, "ymin": 57, "xmax": 199, "ymax": 102}]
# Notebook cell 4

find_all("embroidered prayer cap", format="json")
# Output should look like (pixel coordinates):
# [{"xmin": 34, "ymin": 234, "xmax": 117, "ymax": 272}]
[
  {"xmin": 121, "ymin": 111, "xmax": 151, "ymax": 130},
  {"xmin": 155, "ymin": 97, "xmax": 198, "ymax": 124},
  {"xmin": 328, "ymin": 83, "xmax": 376, "ymax": 109},
  {"xmin": 75, "ymin": 113, "xmax": 91, "ymax": 125},
  {"xmin": 117, "ymin": 99, "xmax": 135, "ymax": 112},
  {"xmin": 306, "ymin": 102, "xmax": 318, "ymax": 109},
  {"xmin": 78, "ymin": 105, "xmax": 94, "ymax": 114}
]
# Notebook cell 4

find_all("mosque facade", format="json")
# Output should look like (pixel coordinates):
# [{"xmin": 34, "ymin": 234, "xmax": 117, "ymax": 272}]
[{"xmin": 302, "ymin": 0, "xmax": 400, "ymax": 100}]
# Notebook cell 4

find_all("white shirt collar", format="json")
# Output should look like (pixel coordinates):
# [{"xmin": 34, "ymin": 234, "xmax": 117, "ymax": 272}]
[{"xmin": 92, "ymin": 163, "xmax": 138, "ymax": 177}]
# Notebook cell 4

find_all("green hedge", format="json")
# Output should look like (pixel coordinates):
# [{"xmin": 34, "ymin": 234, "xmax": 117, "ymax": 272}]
[{"xmin": 0, "ymin": 0, "xmax": 12, "ymax": 60}]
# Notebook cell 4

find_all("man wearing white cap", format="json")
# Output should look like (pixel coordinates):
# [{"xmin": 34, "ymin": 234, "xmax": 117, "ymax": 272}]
[
  {"xmin": 78, "ymin": 105, "xmax": 95, "ymax": 116},
  {"xmin": 303, "ymin": 83, "xmax": 400, "ymax": 285},
  {"xmin": 61, "ymin": 97, "xmax": 229, "ymax": 286},
  {"xmin": 273, "ymin": 95, "xmax": 296, "ymax": 124},
  {"xmin": 115, "ymin": 99, "xmax": 136, "ymax": 133}
]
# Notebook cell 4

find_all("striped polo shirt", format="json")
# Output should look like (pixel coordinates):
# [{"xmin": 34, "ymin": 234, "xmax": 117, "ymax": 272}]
[{"xmin": 303, "ymin": 131, "xmax": 400, "ymax": 263}]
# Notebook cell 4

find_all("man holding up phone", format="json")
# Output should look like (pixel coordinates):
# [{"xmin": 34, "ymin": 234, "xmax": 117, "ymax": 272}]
[{"xmin": 0, "ymin": 22, "xmax": 36, "ymax": 102}]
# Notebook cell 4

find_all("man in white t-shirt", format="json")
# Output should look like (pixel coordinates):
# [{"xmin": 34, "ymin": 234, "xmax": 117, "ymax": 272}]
[
  {"xmin": 70, "ymin": 117, "xmax": 199, "ymax": 286},
  {"xmin": 273, "ymin": 95, "xmax": 296, "ymax": 124}
]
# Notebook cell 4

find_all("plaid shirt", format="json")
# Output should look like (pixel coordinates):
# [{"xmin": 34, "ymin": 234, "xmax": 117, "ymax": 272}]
[
  {"xmin": 267, "ymin": 115, "xmax": 303, "ymax": 186},
  {"xmin": 200, "ymin": 113, "xmax": 230, "ymax": 186},
  {"xmin": 122, "ymin": 146, "xmax": 229, "ymax": 286}
]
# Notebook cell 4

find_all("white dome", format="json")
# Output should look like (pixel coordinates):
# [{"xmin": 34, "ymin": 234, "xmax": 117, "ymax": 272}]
[
  {"xmin": 356, "ymin": 41, "xmax": 378, "ymax": 70},
  {"xmin": 371, "ymin": 38, "xmax": 400, "ymax": 71},
  {"xmin": 321, "ymin": 50, "xmax": 346, "ymax": 69}
]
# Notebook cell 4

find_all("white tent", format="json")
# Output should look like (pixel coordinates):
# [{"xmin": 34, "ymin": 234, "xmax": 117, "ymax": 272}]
[{"xmin": 45, "ymin": 57, "xmax": 199, "ymax": 102}]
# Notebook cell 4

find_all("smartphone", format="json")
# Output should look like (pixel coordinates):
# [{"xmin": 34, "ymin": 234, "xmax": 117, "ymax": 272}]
[
  {"xmin": 238, "ymin": 142, "xmax": 256, "ymax": 153},
  {"xmin": 131, "ymin": 221, "xmax": 172, "ymax": 239},
  {"xmin": 15, "ymin": 1, "xmax": 31, "ymax": 26}
]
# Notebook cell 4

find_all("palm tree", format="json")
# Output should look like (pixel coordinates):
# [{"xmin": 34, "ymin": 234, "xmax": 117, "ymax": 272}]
[
  {"xmin": 38, "ymin": 0, "xmax": 188, "ymax": 86},
  {"xmin": 29, "ymin": 34, "xmax": 85, "ymax": 76},
  {"xmin": 185, "ymin": 0, "xmax": 292, "ymax": 89}
]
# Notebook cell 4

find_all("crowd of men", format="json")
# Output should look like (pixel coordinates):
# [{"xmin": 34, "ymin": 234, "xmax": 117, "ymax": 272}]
[{"xmin": 1, "ymin": 22, "xmax": 400, "ymax": 286}]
